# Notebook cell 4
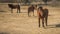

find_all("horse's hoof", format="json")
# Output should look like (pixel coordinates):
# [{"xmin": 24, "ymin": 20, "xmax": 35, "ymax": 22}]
[
  {"xmin": 39, "ymin": 25, "xmax": 40, "ymax": 27},
  {"xmin": 39, "ymin": 26, "xmax": 40, "ymax": 28},
  {"xmin": 42, "ymin": 26, "xmax": 45, "ymax": 27}
]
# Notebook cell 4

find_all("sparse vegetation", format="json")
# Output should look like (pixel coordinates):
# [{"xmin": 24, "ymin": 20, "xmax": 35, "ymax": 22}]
[
  {"xmin": 57, "ymin": 0, "xmax": 60, "ymax": 1},
  {"xmin": 42, "ymin": 0, "xmax": 52, "ymax": 5}
]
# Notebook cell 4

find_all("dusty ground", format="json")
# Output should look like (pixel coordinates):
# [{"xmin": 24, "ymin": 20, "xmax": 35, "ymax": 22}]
[{"xmin": 0, "ymin": 4, "xmax": 60, "ymax": 34}]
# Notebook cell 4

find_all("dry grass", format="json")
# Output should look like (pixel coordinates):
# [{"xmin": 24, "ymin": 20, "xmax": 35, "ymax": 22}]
[{"xmin": 0, "ymin": 4, "xmax": 60, "ymax": 34}]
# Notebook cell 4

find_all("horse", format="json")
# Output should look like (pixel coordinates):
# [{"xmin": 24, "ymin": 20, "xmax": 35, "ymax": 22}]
[
  {"xmin": 28, "ymin": 5, "xmax": 37, "ymax": 16},
  {"xmin": 8, "ymin": 4, "xmax": 20, "ymax": 13},
  {"xmin": 37, "ymin": 6, "xmax": 48, "ymax": 27}
]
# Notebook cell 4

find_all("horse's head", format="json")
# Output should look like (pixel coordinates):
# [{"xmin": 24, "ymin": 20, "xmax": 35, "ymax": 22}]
[
  {"xmin": 37, "ymin": 6, "xmax": 44, "ymax": 17},
  {"xmin": 30, "ymin": 5, "xmax": 37, "ymax": 8},
  {"xmin": 34, "ymin": 5, "xmax": 38, "ymax": 10},
  {"xmin": 8, "ymin": 4, "xmax": 12, "ymax": 6},
  {"xmin": 8, "ymin": 4, "xmax": 13, "ymax": 7}
]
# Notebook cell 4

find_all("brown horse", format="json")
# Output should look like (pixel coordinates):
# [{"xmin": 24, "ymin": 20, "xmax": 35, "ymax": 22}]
[
  {"xmin": 37, "ymin": 6, "xmax": 48, "ymax": 27},
  {"xmin": 8, "ymin": 4, "xmax": 20, "ymax": 13},
  {"xmin": 28, "ymin": 5, "xmax": 37, "ymax": 16}
]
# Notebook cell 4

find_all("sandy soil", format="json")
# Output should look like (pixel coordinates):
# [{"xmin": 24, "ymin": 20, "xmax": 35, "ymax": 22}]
[{"xmin": 0, "ymin": 4, "xmax": 60, "ymax": 34}]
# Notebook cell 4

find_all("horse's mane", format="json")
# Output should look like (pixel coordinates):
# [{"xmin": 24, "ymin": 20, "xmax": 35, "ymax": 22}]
[{"xmin": 38, "ymin": 6, "xmax": 44, "ymax": 12}]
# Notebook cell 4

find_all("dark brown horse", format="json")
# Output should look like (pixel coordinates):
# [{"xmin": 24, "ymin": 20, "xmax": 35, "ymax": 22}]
[
  {"xmin": 28, "ymin": 5, "xmax": 37, "ymax": 16},
  {"xmin": 8, "ymin": 4, "xmax": 20, "ymax": 13},
  {"xmin": 37, "ymin": 6, "xmax": 48, "ymax": 27}
]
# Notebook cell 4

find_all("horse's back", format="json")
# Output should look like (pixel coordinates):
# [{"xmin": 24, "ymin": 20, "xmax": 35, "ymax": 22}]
[
  {"xmin": 8, "ymin": 4, "xmax": 20, "ymax": 9},
  {"xmin": 28, "ymin": 6, "xmax": 35, "ymax": 12}
]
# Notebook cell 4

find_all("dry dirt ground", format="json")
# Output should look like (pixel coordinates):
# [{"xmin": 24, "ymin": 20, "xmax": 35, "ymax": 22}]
[{"xmin": 0, "ymin": 4, "xmax": 60, "ymax": 34}]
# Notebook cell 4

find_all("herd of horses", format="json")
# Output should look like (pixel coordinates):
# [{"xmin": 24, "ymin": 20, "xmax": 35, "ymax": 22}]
[
  {"xmin": 8, "ymin": 4, "xmax": 20, "ymax": 13},
  {"xmin": 8, "ymin": 4, "xmax": 48, "ymax": 28}
]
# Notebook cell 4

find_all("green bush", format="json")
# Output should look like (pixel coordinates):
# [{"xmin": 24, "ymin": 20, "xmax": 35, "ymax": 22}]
[{"xmin": 57, "ymin": 0, "xmax": 60, "ymax": 1}]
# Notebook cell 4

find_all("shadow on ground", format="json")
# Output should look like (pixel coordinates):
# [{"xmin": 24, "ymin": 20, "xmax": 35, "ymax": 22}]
[
  {"xmin": 0, "ymin": 32, "xmax": 10, "ymax": 34},
  {"xmin": 47, "ymin": 23, "xmax": 60, "ymax": 28},
  {"xmin": 0, "ymin": 10, "xmax": 6, "ymax": 13},
  {"xmin": 56, "ymin": 24, "xmax": 60, "ymax": 28}
]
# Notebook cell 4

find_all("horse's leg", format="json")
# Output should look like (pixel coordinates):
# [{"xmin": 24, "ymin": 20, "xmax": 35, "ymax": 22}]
[
  {"xmin": 33, "ymin": 11, "xmax": 34, "ymax": 16},
  {"xmin": 11, "ymin": 9, "xmax": 13, "ymax": 13},
  {"xmin": 28, "ymin": 10, "xmax": 30, "ymax": 16},
  {"xmin": 45, "ymin": 16, "xmax": 48, "ymax": 26},
  {"xmin": 38, "ymin": 17, "xmax": 40, "ymax": 27},
  {"xmin": 42, "ymin": 18, "xmax": 44, "ymax": 27},
  {"xmin": 17, "ymin": 8, "xmax": 20, "ymax": 13},
  {"xmin": 18, "ymin": 6, "xmax": 20, "ymax": 13},
  {"xmin": 38, "ymin": 15, "xmax": 40, "ymax": 27},
  {"xmin": 19, "ymin": 6, "xmax": 20, "ymax": 13},
  {"xmin": 17, "ymin": 9, "xmax": 18, "ymax": 13},
  {"xmin": 19, "ymin": 8, "xmax": 20, "ymax": 13}
]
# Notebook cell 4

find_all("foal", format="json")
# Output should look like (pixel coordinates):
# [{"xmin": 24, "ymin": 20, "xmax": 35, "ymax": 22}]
[
  {"xmin": 8, "ymin": 4, "xmax": 20, "ymax": 13},
  {"xmin": 37, "ymin": 7, "xmax": 48, "ymax": 27},
  {"xmin": 28, "ymin": 5, "xmax": 37, "ymax": 16}
]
